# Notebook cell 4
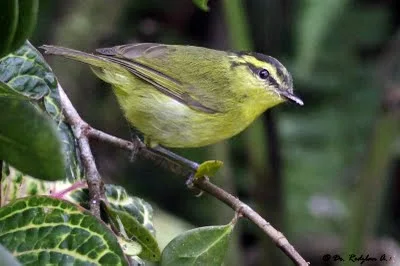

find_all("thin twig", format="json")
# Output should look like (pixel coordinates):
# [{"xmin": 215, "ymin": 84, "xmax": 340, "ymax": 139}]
[
  {"xmin": 85, "ymin": 122, "xmax": 309, "ymax": 265},
  {"xmin": 58, "ymin": 84, "xmax": 103, "ymax": 218},
  {"xmin": 88, "ymin": 128, "xmax": 194, "ymax": 177}
]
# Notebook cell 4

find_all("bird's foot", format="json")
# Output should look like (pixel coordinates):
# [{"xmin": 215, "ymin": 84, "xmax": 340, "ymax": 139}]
[
  {"xmin": 185, "ymin": 173, "xmax": 204, "ymax": 197},
  {"xmin": 129, "ymin": 136, "xmax": 144, "ymax": 162}
]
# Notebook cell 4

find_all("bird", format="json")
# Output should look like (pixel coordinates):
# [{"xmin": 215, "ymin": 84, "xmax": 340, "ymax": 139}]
[{"xmin": 41, "ymin": 43, "xmax": 303, "ymax": 149}]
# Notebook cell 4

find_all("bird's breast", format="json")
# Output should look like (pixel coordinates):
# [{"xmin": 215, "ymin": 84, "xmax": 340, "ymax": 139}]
[{"xmin": 115, "ymin": 88, "xmax": 257, "ymax": 147}]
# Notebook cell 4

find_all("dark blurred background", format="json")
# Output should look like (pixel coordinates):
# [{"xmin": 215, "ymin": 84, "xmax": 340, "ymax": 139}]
[{"xmin": 32, "ymin": 0, "xmax": 400, "ymax": 265}]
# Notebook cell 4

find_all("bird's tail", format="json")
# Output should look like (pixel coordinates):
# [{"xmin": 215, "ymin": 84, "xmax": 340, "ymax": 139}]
[{"xmin": 40, "ymin": 45, "xmax": 125, "ymax": 73}]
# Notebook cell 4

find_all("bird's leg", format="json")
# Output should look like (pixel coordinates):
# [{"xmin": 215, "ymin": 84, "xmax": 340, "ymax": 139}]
[
  {"xmin": 149, "ymin": 146, "xmax": 204, "ymax": 195},
  {"xmin": 128, "ymin": 125, "xmax": 198, "ymax": 171},
  {"xmin": 130, "ymin": 137, "xmax": 202, "ymax": 189},
  {"xmin": 128, "ymin": 133, "xmax": 202, "ymax": 192},
  {"xmin": 128, "ymin": 128, "xmax": 142, "ymax": 162},
  {"xmin": 150, "ymin": 145, "xmax": 199, "ymax": 172},
  {"xmin": 184, "ymin": 172, "xmax": 204, "ymax": 197}
]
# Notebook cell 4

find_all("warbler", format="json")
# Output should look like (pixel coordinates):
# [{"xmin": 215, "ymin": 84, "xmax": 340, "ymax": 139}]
[{"xmin": 41, "ymin": 43, "xmax": 303, "ymax": 148}]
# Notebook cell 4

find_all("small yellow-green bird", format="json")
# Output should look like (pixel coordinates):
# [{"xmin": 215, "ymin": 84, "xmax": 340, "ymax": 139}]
[{"xmin": 41, "ymin": 43, "xmax": 303, "ymax": 148}]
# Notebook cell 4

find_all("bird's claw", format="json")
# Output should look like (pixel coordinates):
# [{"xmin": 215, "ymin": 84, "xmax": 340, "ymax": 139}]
[{"xmin": 185, "ymin": 173, "xmax": 207, "ymax": 197}]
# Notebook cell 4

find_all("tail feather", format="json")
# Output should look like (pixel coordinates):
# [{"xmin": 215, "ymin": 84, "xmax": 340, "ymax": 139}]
[{"xmin": 40, "ymin": 45, "xmax": 124, "ymax": 72}]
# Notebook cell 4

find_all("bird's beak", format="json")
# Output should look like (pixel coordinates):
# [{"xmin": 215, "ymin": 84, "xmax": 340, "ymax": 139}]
[{"xmin": 279, "ymin": 89, "xmax": 304, "ymax": 106}]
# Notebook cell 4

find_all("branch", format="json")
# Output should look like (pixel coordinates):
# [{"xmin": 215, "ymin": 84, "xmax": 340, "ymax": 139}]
[
  {"xmin": 85, "ymin": 119, "xmax": 309, "ymax": 266},
  {"xmin": 57, "ymin": 82, "xmax": 308, "ymax": 265},
  {"xmin": 58, "ymin": 84, "xmax": 103, "ymax": 218},
  {"xmin": 196, "ymin": 179, "xmax": 308, "ymax": 265}
]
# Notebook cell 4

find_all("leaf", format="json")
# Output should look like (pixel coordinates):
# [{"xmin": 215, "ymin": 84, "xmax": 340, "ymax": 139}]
[
  {"xmin": 193, "ymin": 0, "xmax": 210, "ymax": 11},
  {"xmin": 9, "ymin": 42, "xmax": 83, "ymax": 183},
  {"xmin": 0, "ymin": 0, "xmax": 18, "ymax": 58},
  {"xmin": 0, "ymin": 95, "xmax": 65, "ymax": 180},
  {"xmin": 0, "ymin": 42, "xmax": 75, "ymax": 182},
  {"xmin": 1, "ymin": 163, "xmax": 49, "ymax": 206},
  {"xmin": 0, "ymin": 42, "xmax": 56, "ymax": 100},
  {"xmin": 117, "ymin": 236, "xmax": 142, "ymax": 258},
  {"xmin": 0, "ymin": 164, "xmax": 87, "ymax": 207},
  {"xmin": 161, "ymin": 224, "xmax": 234, "ymax": 266},
  {"xmin": 24, "ymin": 184, "xmax": 161, "ymax": 261},
  {"xmin": 0, "ymin": 81, "xmax": 28, "ymax": 100},
  {"xmin": 0, "ymin": 1, "xmax": 39, "ymax": 58},
  {"xmin": 105, "ymin": 185, "xmax": 156, "ymax": 234},
  {"xmin": 194, "ymin": 160, "xmax": 223, "ymax": 179},
  {"xmin": 10, "ymin": 0, "xmax": 39, "ymax": 51},
  {"xmin": 0, "ymin": 244, "xmax": 21, "ymax": 266},
  {"xmin": 104, "ymin": 202, "xmax": 161, "ymax": 262},
  {"xmin": 0, "ymin": 196, "xmax": 129, "ymax": 265}
]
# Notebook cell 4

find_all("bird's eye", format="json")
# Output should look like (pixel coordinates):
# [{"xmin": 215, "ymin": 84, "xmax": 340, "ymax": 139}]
[{"xmin": 258, "ymin": 69, "xmax": 269, "ymax": 79}]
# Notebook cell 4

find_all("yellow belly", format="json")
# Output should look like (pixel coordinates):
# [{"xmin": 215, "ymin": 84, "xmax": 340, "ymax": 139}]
[{"xmin": 113, "ymin": 86, "xmax": 254, "ymax": 148}]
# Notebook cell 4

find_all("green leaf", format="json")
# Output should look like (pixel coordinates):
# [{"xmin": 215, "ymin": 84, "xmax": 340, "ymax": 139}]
[
  {"xmin": 161, "ymin": 224, "xmax": 234, "ymax": 266},
  {"xmin": 103, "ymin": 185, "xmax": 159, "ymax": 260},
  {"xmin": 104, "ymin": 202, "xmax": 161, "ymax": 262},
  {"xmin": 10, "ymin": 0, "xmax": 38, "ymax": 51},
  {"xmin": 0, "ymin": 196, "xmax": 128, "ymax": 265},
  {"xmin": 0, "ymin": 95, "xmax": 65, "ymax": 180},
  {"xmin": 0, "ymin": 244, "xmax": 21, "ymax": 266},
  {"xmin": 0, "ymin": 42, "xmax": 72, "ymax": 182},
  {"xmin": 105, "ymin": 185, "xmax": 156, "ymax": 235},
  {"xmin": 194, "ymin": 160, "xmax": 223, "ymax": 179},
  {"xmin": 0, "ymin": 42, "xmax": 56, "ymax": 100},
  {"xmin": 0, "ymin": 1, "xmax": 39, "ymax": 58},
  {"xmin": 193, "ymin": 0, "xmax": 210, "ymax": 11},
  {"xmin": 1, "ymin": 163, "xmax": 50, "ymax": 206},
  {"xmin": 20, "ymin": 184, "xmax": 161, "ymax": 261},
  {"xmin": 117, "ymin": 237, "xmax": 142, "ymax": 258},
  {"xmin": 0, "ymin": 1, "xmax": 18, "ymax": 58},
  {"xmin": 6, "ymin": 43, "xmax": 84, "ymax": 184},
  {"xmin": 0, "ymin": 81, "xmax": 28, "ymax": 100}
]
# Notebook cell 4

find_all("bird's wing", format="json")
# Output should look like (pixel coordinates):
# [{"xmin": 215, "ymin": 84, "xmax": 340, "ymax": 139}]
[{"xmin": 96, "ymin": 43, "xmax": 232, "ymax": 114}]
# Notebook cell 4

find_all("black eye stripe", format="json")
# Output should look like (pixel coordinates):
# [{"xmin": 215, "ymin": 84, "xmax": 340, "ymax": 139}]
[
  {"xmin": 258, "ymin": 68, "xmax": 279, "ymax": 87},
  {"xmin": 268, "ymin": 77, "xmax": 280, "ymax": 88},
  {"xmin": 246, "ymin": 63, "xmax": 280, "ymax": 88}
]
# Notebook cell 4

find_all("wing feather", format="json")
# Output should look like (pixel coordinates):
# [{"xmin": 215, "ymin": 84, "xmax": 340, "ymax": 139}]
[{"xmin": 96, "ymin": 43, "xmax": 232, "ymax": 113}]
